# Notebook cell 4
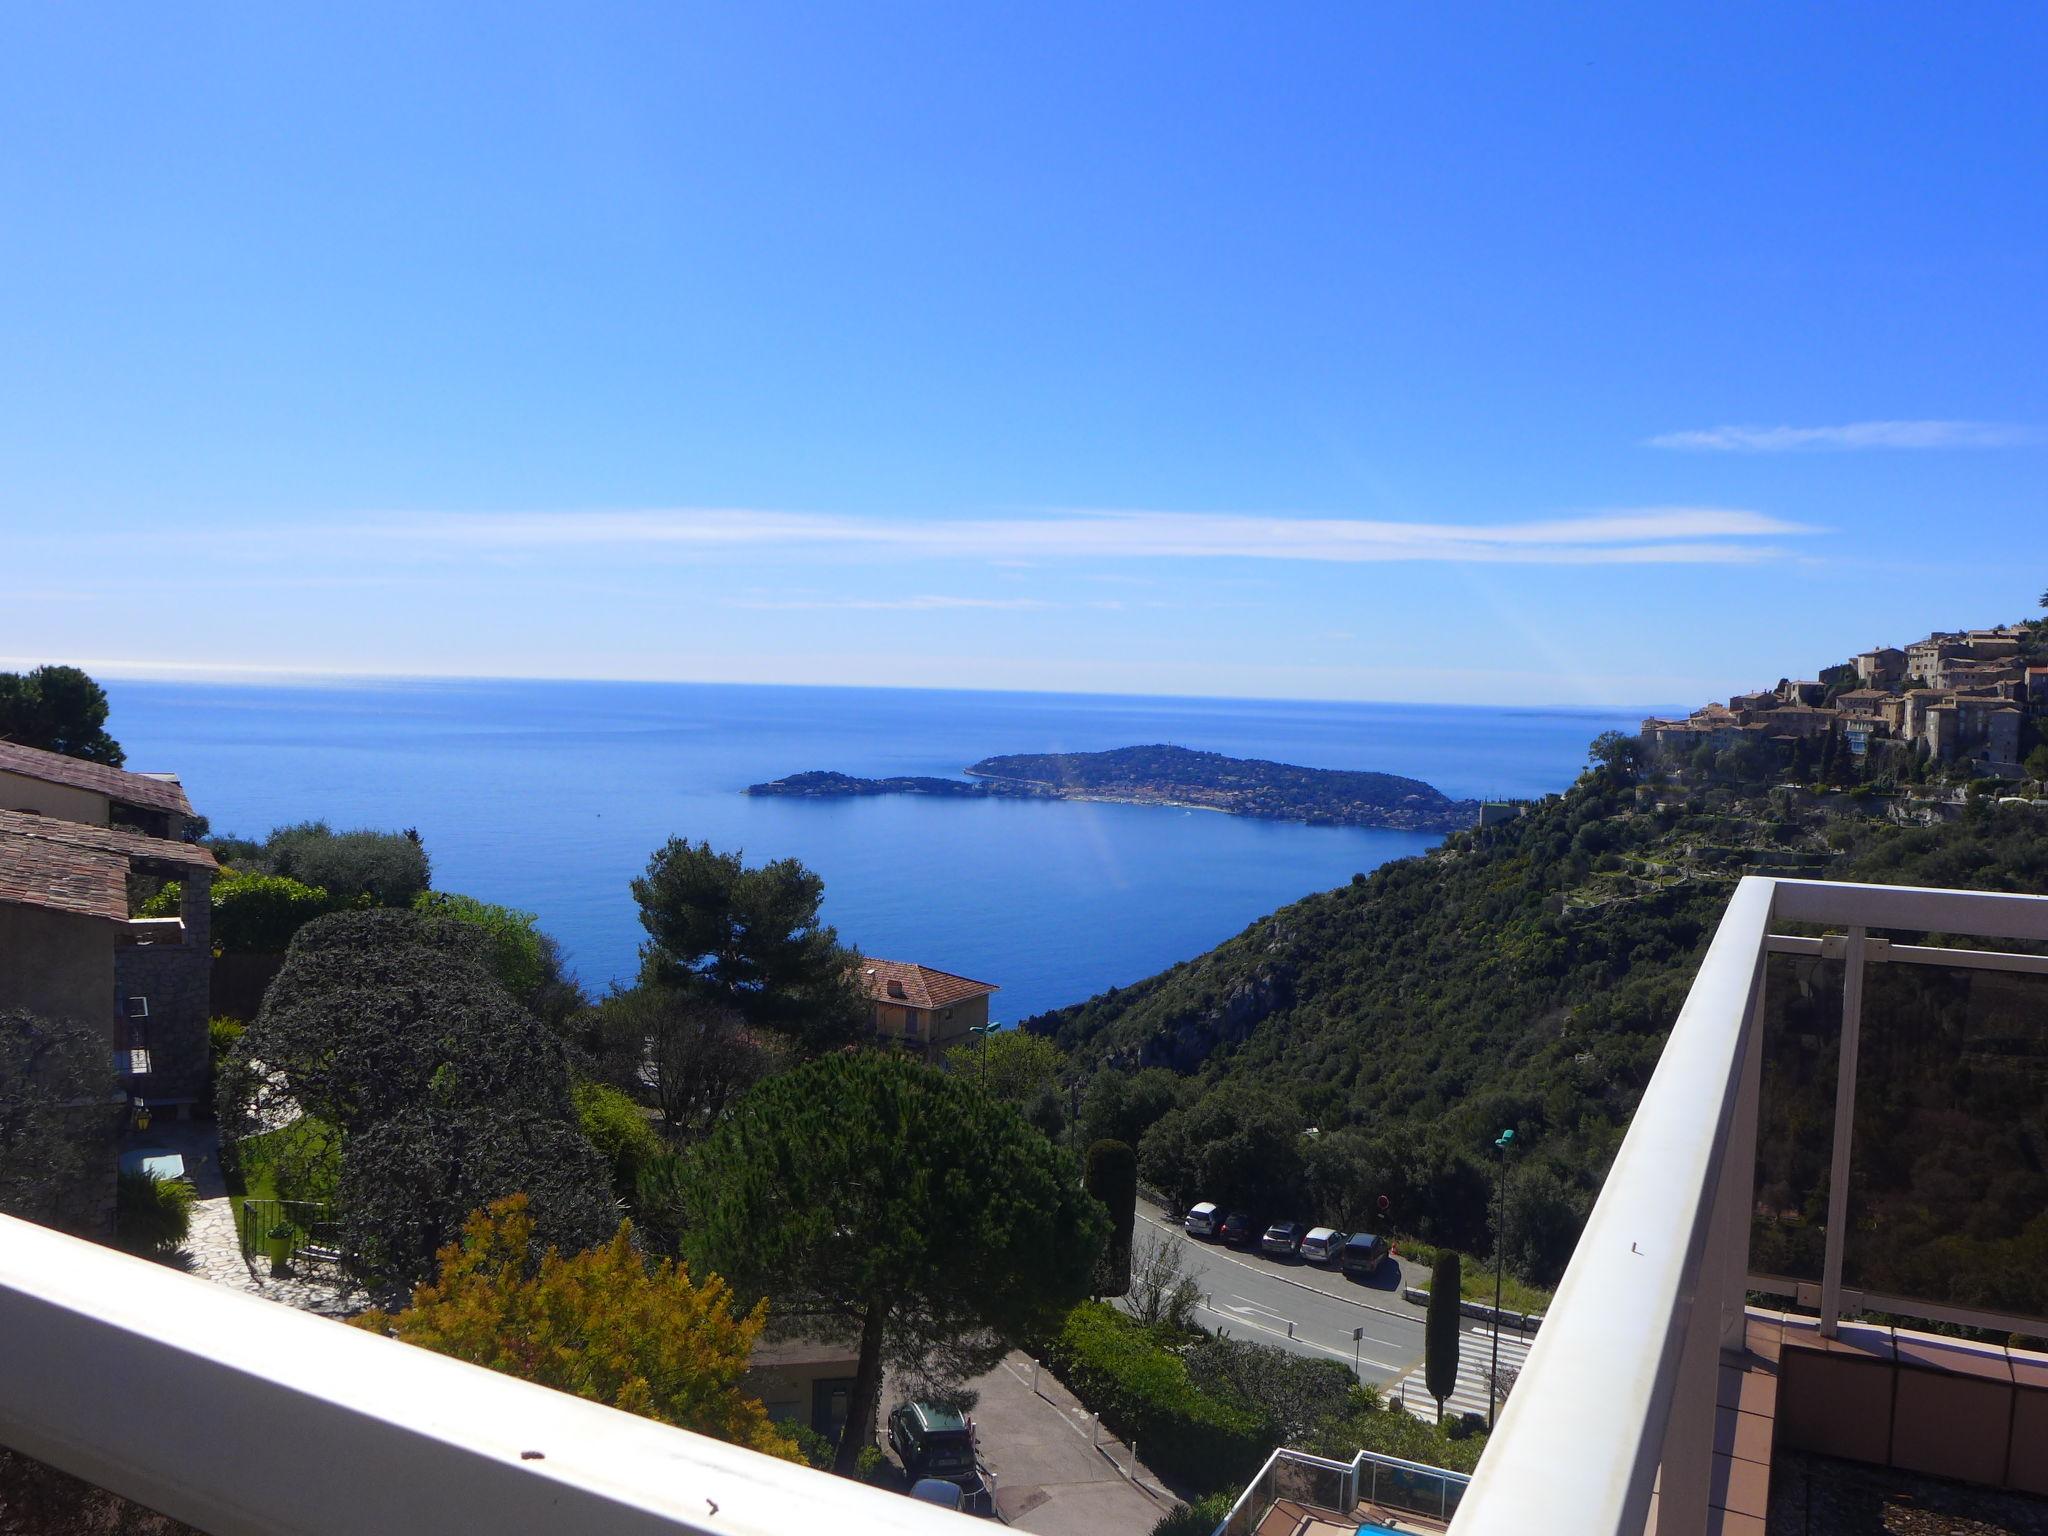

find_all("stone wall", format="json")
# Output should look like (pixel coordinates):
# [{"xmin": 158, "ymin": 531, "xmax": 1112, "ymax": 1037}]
[{"xmin": 114, "ymin": 942, "xmax": 210, "ymax": 1105}]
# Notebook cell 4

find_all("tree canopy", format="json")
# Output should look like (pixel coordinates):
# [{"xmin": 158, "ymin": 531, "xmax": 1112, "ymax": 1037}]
[
  {"xmin": 219, "ymin": 909, "xmax": 614, "ymax": 1286},
  {"xmin": 943, "ymin": 1028, "xmax": 1066, "ymax": 1111},
  {"xmin": 357, "ymin": 1196, "xmax": 799, "ymax": 1461},
  {"xmin": 0, "ymin": 1010, "xmax": 112, "ymax": 1233},
  {"xmin": 632, "ymin": 839, "xmax": 867, "ymax": 1054},
  {"xmin": 681, "ymin": 1052, "xmax": 1107, "ymax": 1470},
  {"xmin": 0, "ymin": 664, "xmax": 124, "ymax": 765}
]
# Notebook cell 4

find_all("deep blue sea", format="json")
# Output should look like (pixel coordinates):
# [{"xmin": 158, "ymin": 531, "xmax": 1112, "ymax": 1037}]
[{"xmin": 104, "ymin": 679, "xmax": 1648, "ymax": 1021}]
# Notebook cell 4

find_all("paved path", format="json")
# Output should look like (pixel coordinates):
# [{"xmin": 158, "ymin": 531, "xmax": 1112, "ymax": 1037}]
[
  {"xmin": 1134, "ymin": 1205, "xmax": 1428, "ymax": 1386},
  {"xmin": 948, "ymin": 1352, "xmax": 1173, "ymax": 1535},
  {"xmin": 1388, "ymin": 1326, "xmax": 1533, "ymax": 1424},
  {"xmin": 137, "ymin": 1120, "xmax": 367, "ymax": 1316}
]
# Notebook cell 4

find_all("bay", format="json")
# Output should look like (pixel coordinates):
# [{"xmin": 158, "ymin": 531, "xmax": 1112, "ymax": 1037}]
[{"xmin": 104, "ymin": 678, "xmax": 1649, "ymax": 1022}]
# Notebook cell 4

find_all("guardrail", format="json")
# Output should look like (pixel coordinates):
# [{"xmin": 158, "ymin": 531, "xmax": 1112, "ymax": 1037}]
[
  {"xmin": 0, "ymin": 1213, "xmax": 971, "ymax": 1535},
  {"xmin": 1216, "ymin": 1446, "xmax": 1471, "ymax": 1535},
  {"xmin": 235, "ymin": 1197, "xmax": 341, "ymax": 1266},
  {"xmin": 1447, "ymin": 877, "xmax": 2048, "ymax": 1536}
]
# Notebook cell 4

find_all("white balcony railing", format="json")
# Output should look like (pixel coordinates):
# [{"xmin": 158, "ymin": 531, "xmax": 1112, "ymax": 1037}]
[
  {"xmin": 1448, "ymin": 876, "xmax": 2048, "ymax": 1536},
  {"xmin": 8, "ymin": 874, "xmax": 2048, "ymax": 1536},
  {"xmin": 0, "ymin": 1213, "xmax": 968, "ymax": 1535}
]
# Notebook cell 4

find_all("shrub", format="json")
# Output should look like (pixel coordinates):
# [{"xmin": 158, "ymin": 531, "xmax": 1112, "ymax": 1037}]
[
  {"xmin": 144, "ymin": 872, "xmax": 348, "ymax": 953},
  {"xmin": 1151, "ymin": 1490, "xmax": 1238, "ymax": 1536},
  {"xmin": 413, "ymin": 891, "xmax": 549, "ymax": 999},
  {"xmin": 265, "ymin": 822, "xmax": 431, "ymax": 907},
  {"xmin": 572, "ymin": 1080, "xmax": 666, "ymax": 1201},
  {"xmin": 115, "ymin": 1171, "xmax": 194, "ymax": 1259},
  {"xmin": 1035, "ymin": 1302, "xmax": 1266, "ymax": 1493}
]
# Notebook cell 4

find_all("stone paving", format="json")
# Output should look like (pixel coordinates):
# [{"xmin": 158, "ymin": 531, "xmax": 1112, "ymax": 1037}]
[{"xmin": 135, "ymin": 1119, "xmax": 370, "ymax": 1318}]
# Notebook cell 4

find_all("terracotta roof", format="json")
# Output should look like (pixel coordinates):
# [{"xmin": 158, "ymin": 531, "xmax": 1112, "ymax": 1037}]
[
  {"xmin": 0, "ymin": 741, "xmax": 192, "ymax": 817},
  {"xmin": 858, "ymin": 958, "xmax": 997, "ymax": 1011},
  {"xmin": 0, "ymin": 809, "xmax": 216, "ymax": 871},
  {"xmin": 0, "ymin": 835, "xmax": 129, "ymax": 921}
]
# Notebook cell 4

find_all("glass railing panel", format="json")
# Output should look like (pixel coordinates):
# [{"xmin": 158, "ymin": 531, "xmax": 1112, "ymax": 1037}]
[
  {"xmin": 1751, "ymin": 950, "xmax": 1843, "ymax": 1286},
  {"xmin": 1844, "ymin": 956, "xmax": 2048, "ymax": 1322}
]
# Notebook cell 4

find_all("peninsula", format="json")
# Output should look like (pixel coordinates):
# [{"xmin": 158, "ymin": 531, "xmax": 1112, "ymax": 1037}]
[{"xmin": 746, "ymin": 744, "xmax": 1480, "ymax": 831}]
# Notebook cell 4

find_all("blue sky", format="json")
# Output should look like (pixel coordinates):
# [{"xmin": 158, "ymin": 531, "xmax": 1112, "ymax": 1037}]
[{"xmin": 2, "ymin": 5, "xmax": 2043, "ymax": 706}]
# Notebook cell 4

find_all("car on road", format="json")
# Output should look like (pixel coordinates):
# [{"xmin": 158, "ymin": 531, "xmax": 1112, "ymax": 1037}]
[
  {"xmin": 1261, "ymin": 1220, "xmax": 1305, "ymax": 1257},
  {"xmin": 1219, "ymin": 1211, "xmax": 1260, "ymax": 1247},
  {"xmin": 888, "ymin": 1401, "xmax": 978, "ymax": 1482},
  {"xmin": 1299, "ymin": 1226, "xmax": 1347, "ymax": 1264},
  {"xmin": 1184, "ymin": 1200, "xmax": 1220, "ymax": 1238},
  {"xmin": 1339, "ymin": 1230, "xmax": 1390, "ymax": 1279}
]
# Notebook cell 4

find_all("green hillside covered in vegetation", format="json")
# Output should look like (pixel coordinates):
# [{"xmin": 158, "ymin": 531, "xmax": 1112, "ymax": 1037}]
[{"xmin": 1029, "ymin": 737, "xmax": 2048, "ymax": 1312}]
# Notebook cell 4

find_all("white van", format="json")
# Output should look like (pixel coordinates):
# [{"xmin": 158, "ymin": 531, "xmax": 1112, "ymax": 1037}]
[
  {"xmin": 1184, "ymin": 1201, "xmax": 1220, "ymax": 1238},
  {"xmin": 1299, "ymin": 1226, "xmax": 1346, "ymax": 1264}
]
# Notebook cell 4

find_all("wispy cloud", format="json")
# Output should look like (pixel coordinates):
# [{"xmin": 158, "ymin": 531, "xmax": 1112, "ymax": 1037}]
[
  {"xmin": 335, "ymin": 506, "xmax": 1814, "ymax": 566},
  {"xmin": 1647, "ymin": 420, "xmax": 2039, "ymax": 453},
  {"xmin": 727, "ymin": 594, "xmax": 1052, "ymax": 612}
]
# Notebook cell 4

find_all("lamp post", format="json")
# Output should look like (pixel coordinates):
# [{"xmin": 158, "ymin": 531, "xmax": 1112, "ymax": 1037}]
[
  {"xmin": 968, "ymin": 1020, "xmax": 1000, "ymax": 1078},
  {"xmin": 1490, "ymin": 1128, "xmax": 1514, "ymax": 1430}
]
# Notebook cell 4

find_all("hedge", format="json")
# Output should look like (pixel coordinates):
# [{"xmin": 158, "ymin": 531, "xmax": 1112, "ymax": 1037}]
[{"xmin": 1036, "ymin": 1302, "xmax": 1267, "ymax": 1493}]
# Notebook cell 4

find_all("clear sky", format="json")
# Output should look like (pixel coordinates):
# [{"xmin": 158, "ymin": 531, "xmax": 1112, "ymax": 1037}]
[{"xmin": 2, "ymin": 5, "xmax": 2043, "ymax": 707}]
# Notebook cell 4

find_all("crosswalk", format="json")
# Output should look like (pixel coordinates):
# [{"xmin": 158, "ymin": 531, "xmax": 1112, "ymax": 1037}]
[{"xmin": 1387, "ymin": 1326, "xmax": 1534, "ymax": 1423}]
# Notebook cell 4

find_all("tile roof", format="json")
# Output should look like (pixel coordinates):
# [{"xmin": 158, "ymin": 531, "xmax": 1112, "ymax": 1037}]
[
  {"xmin": 858, "ymin": 958, "xmax": 997, "ymax": 1011},
  {"xmin": 0, "ymin": 835, "xmax": 129, "ymax": 921},
  {"xmin": 0, "ymin": 740, "xmax": 193, "ymax": 817},
  {"xmin": 0, "ymin": 809, "xmax": 217, "ymax": 871}
]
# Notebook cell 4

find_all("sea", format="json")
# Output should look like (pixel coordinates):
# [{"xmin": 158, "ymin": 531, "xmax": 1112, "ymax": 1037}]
[{"xmin": 105, "ymin": 679, "xmax": 1650, "ymax": 1022}]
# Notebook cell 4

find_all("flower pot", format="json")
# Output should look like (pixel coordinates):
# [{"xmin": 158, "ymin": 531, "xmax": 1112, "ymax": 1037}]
[{"xmin": 266, "ymin": 1224, "xmax": 294, "ymax": 1276}]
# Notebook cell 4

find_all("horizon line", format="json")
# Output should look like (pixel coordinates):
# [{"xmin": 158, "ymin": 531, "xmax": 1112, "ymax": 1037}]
[{"xmin": 5, "ymin": 654, "xmax": 1683, "ymax": 718}]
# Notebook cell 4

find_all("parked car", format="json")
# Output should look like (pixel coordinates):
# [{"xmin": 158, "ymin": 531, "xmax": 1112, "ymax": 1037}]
[
  {"xmin": 1299, "ymin": 1226, "xmax": 1347, "ymax": 1264},
  {"xmin": 909, "ymin": 1479, "xmax": 965, "ymax": 1511},
  {"xmin": 1339, "ymin": 1230, "xmax": 1390, "ymax": 1279},
  {"xmin": 1183, "ymin": 1200, "xmax": 1221, "ymax": 1238},
  {"xmin": 888, "ymin": 1402, "xmax": 977, "ymax": 1481},
  {"xmin": 1261, "ymin": 1220, "xmax": 1305, "ymax": 1257},
  {"xmin": 1219, "ymin": 1211, "xmax": 1259, "ymax": 1247}
]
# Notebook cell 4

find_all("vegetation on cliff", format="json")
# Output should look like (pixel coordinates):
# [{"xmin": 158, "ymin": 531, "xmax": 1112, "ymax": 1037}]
[{"xmin": 1031, "ymin": 741, "xmax": 2048, "ymax": 1311}]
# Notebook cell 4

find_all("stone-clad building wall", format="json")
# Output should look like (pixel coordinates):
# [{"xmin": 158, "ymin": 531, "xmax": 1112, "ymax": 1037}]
[{"xmin": 114, "ymin": 943, "xmax": 211, "ymax": 1103}]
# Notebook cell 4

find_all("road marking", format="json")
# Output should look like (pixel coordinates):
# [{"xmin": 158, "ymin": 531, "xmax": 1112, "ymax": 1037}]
[
  {"xmin": 1387, "ymin": 1326, "xmax": 1534, "ymax": 1423},
  {"xmin": 1137, "ymin": 1210, "xmax": 1419, "ymax": 1324},
  {"xmin": 1195, "ymin": 1300, "xmax": 1407, "ymax": 1373}
]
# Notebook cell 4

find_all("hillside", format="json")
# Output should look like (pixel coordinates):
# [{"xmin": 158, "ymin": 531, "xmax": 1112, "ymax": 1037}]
[{"xmin": 1030, "ymin": 745, "xmax": 2048, "ymax": 1310}]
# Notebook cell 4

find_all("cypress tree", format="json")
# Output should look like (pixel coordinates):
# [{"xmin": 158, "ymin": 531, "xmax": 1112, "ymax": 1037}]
[
  {"xmin": 1425, "ymin": 1251, "xmax": 1462, "ymax": 1423},
  {"xmin": 1084, "ymin": 1139, "xmax": 1137, "ymax": 1298}
]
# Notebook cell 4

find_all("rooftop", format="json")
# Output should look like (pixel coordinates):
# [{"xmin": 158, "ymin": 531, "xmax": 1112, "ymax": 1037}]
[
  {"xmin": 0, "ymin": 740, "xmax": 194, "ymax": 818},
  {"xmin": 857, "ymin": 958, "xmax": 997, "ymax": 1010},
  {"xmin": 0, "ymin": 809, "xmax": 214, "ymax": 921}
]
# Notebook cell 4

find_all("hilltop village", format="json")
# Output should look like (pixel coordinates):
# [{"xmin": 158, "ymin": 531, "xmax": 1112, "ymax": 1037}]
[{"xmin": 1641, "ymin": 621, "xmax": 2048, "ymax": 778}]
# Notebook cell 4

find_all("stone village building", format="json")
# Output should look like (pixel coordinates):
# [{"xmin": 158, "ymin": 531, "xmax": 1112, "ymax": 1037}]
[{"xmin": 0, "ymin": 742, "xmax": 216, "ymax": 1112}]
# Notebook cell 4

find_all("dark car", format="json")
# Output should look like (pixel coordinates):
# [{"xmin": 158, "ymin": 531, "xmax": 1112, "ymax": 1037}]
[
  {"xmin": 1261, "ymin": 1220, "xmax": 1305, "ymax": 1257},
  {"xmin": 888, "ymin": 1401, "xmax": 977, "ymax": 1481},
  {"xmin": 1339, "ymin": 1230, "xmax": 1390, "ymax": 1279},
  {"xmin": 1219, "ymin": 1211, "xmax": 1259, "ymax": 1247}
]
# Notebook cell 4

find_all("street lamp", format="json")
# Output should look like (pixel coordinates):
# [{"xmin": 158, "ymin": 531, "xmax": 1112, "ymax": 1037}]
[
  {"xmin": 968, "ymin": 1020, "xmax": 1001, "ymax": 1078},
  {"xmin": 1490, "ymin": 1128, "xmax": 1515, "ymax": 1430}
]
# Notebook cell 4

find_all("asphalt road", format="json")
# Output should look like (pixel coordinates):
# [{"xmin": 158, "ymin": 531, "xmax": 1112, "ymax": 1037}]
[{"xmin": 1132, "ymin": 1204, "xmax": 1429, "ymax": 1386}]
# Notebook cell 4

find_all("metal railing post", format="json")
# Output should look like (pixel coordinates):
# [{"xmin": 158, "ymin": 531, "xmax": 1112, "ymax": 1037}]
[
  {"xmin": 1717, "ymin": 946, "xmax": 1768, "ymax": 1352},
  {"xmin": 1820, "ymin": 926, "xmax": 1867, "ymax": 1337}
]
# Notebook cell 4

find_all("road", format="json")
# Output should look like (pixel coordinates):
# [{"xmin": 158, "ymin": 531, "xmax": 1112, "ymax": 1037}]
[{"xmin": 1131, "ymin": 1204, "xmax": 1429, "ymax": 1386}]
